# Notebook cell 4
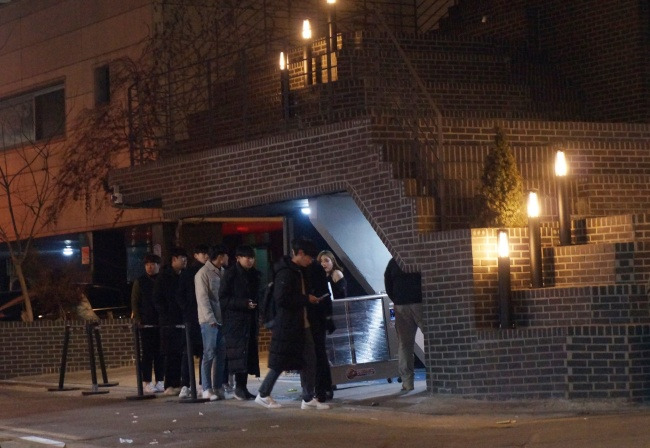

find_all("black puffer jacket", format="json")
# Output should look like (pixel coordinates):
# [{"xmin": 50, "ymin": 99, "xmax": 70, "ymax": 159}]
[
  {"xmin": 176, "ymin": 261, "xmax": 203, "ymax": 347},
  {"xmin": 153, "ymin": 265, "xmax": 183, "ymax": 353},
  {"xmin": 219, "ymin": 263, "xmax": 261, "ymax": 375},
  {"xmin": 267, "ymin": 256, "xmax": 310, "ymax": 372},
  {"xmin": 305, "ymin": 261, "xmax": 332, "ymax": 330}
]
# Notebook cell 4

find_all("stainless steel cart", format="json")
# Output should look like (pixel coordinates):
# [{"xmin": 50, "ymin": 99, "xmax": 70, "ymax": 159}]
[{"xmin": 326, "ymin": 294, "xmax": 399, "ymax": 385}]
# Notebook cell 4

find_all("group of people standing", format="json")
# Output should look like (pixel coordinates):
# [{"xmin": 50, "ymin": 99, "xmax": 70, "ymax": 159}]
[{"xmin": 131, "ymin": 237, "xmax": 349, "ymax": 410}]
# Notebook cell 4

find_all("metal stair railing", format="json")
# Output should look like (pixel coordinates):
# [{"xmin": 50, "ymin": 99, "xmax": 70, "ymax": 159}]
[
  {"xmin": 364, "ymin": 7, "xmax": 446, "ymax": 230},
  {"xmin": 416, "ymin": 0, "xmax": 458, "ymax": 33}
]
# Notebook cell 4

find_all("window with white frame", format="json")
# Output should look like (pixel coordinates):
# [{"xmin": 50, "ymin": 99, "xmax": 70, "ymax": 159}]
[{"xmin": 0, "ymin": 84, "xmax": 65, "ymax": 149}]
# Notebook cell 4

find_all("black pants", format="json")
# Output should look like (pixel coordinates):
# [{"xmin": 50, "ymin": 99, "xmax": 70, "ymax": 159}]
[
  {"xmin": 140, "ymin": 327, "xmax": 163, "ymax": 383},
  {"xmin": 180, "ymin": 342, "xmax": 203, "ymax": 388},
  {"xmin": 161, "ymin": 327, "xmax": 184, "ymax": 388},
  {"xmin": 235, "ymin": 371, "xmax": 248, "ymax": 390},
  {"xmin": 310, "ymin": 322, "xmax": 333, "ymax": 401}
]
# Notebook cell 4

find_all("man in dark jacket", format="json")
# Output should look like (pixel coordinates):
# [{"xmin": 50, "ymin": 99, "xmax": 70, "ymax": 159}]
[
  {"xmin": 255, "ymin": 237, "xmax": 330, "ymax": 410},
  {"xmin": 219, "ymin": 245, "xmax": 261, "ymax": 400},
  {"xmin": 175, "ymin": 244, "xmax": 208, "ymax": 398},
  {"xmin": 131, "ymin": 253, "xmax": 163, "ymax": 393},
  {"xmin": 384, "ymin": 257, "xmax": 423, "ymax": 392},
  {"xmin": 153, "ymin": 247, "xmax": 188, "ymax": 395}
]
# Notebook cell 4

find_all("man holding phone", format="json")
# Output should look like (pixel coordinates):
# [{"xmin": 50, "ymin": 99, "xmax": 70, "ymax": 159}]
[
  {"xmin": 218, "ymin": 245, "xmax": 262, "ymax": 401},
  {"xmin": 255, "ymin": 237, "xmax": 330, "ymax": 410}
]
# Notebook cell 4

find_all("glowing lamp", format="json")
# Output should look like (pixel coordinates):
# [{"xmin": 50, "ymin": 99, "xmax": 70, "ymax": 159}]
[
  {"xmin": 302, "ymin": 19, "xmax": 312, "ymax": 40},
  {"xmin": 555, "ymin": 150, "xmax": 567, "ymax": 177},
  {"xmin": 527, "ymin": 191, "xmax": 540, "ymax": 218}
]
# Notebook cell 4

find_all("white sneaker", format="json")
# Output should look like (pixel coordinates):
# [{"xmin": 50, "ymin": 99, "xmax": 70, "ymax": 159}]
[
  {"xmin": 163, "ymin": 387, "xmax": 181, "ymax": 396},
  {"xmin": 178, "ymin": 386, "xmax": 190, "ymax": 398},
  {"xmin": 202, "ymin": 390, "xmax": 219, "ymax": 401},
  {"xmin": 301, "ymin": 398, "xmax": 330, "ymax": 410},
  {"xmin": 153, "ymin": 381, "xmax": 165, "ymax": 393},
  {"xmin": 143, "ymin": 382, "xmax": 156, "ymax": 394},
  {"xmin": 255, "ymin": 393, "xmax": 281, "ymax": 409}
]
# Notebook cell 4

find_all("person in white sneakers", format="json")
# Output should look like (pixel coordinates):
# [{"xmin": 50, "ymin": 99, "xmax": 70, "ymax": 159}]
[
  {"xmin": 255, "ymin": 238, "xmax": 330, "ymax": 410},
  {"xmin": 195, "ymin": 245, "xmax": 229, "ymax": 401},
  {"xmin": 131, "ymin": 253, "xmax": 165, "ymax": 394}
]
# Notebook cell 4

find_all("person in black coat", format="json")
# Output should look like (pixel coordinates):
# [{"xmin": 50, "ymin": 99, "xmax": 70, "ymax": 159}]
[
  {"xmin": 153, "ymin": 247, "xmax": 188, "ymax": 395},
  {"xmin": 218, "ymin": 245, "xmax": 262, "ymax": 400},
  {"xmin": 255, "ymin": 237, "xmax": 330, "ymax": 410},
  {"xmin": 175, "ymin": 244, "xmax": 209, "ymax": 397},
  {"xmin": 131, "ymin": 253, "xmax": 164, "ymax": 393},
  {"xmin": 305, "ymin": 259, "xmax": 335, "ymax": 402}
]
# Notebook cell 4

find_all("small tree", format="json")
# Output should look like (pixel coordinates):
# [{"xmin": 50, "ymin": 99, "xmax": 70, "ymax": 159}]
[
  {"xmin": 0, "ymin": 135, "xmax": 60, "ymax": 321},
  {"xmin": 475, "ymin": 127, "xmax": 526, "ymax": 227}
]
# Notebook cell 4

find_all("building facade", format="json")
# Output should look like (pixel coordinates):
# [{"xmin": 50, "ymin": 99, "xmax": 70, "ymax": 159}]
[{"xmin": 1, "ymin": 0, "xmax": 649, "ymax": 399}]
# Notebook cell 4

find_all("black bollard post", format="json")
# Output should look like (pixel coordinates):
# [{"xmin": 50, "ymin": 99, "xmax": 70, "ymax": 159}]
[
  {"xmin": 93, "ymin": 323, "xmax": 119, "ymax": 387},
  {"xmin": 180, "ymin": 323, "xmax": 208, "ymax": 403},
  {"xmin": 82, "ymin": 322, "xmax": 109, "ymax": 395},
  {"xmin": 127, "ymin": 322, "xmax": 156, "ymax": 401},
  {"xmin": 48, "ymin": 324, "xmax": 79, "ymax": 392}
]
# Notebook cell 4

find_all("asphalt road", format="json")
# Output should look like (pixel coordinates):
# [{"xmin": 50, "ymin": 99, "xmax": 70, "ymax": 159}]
[{"xmin": 0, "ymin": 371, "xmax": 649, "ymax": 448}]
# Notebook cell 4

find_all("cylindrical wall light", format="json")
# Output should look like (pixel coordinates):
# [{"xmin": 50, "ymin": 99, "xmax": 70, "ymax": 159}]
[
  {"xmin": 497, "ymin": 229, "xmax": 512, "ymax": 329},
  {"xmin": 325, "ymin": 0, "xmax": 337, "ymax": 84},
  {"xmin": 302, "ymin": 19, "xmax": 313, "ymax": 86},
  {"xmin": 279, "ymin": 52, "xmax": 290, "ymax": 120},
  {"xmin": 527, "ymin": 191, "xmax": 543, "ymax": 288},
  {"xmin": 327, "ymin": 0, "xmax": 338, "ymax": 54},
  {"xmin": 555, "ymin": 150, "xmax": 571, "ymax": 246}
]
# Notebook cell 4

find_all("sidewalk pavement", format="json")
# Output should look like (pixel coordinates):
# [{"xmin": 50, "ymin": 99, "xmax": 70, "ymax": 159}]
[{"xmin": 2, "ymin": 354, "xmax": 647, "ymax": 423}]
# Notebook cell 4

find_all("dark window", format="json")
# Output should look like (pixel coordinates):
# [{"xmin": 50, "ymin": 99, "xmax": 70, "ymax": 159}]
[
  {"xmin": 94, "ymin": 65, "xmax": 110, "ymax": 105},
  {"xmin": 35, "ymin": 88, "xmax": 65, "ymax": 140},
  {"xmin": 0, "ymin": 84, "xmax": 65, "ymax": 148}
]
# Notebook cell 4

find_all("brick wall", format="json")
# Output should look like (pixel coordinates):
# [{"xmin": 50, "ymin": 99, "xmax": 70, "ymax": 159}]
[
  {"xmin": 514, "ymin": 285, "xmax": 650, "ymax": 327},
  {"xmin": 0, "ymin": 318, "xmax": 274, "ymax": 381},
  {"xmin": 444, "ymin": 0, "xmax": 649, "ymax": 122},
  {"xmin": 567, "ymin": 325, "xmax": 650, "ymax": 400},
  {"xmin": 0, "ymin": 320, "xmax": 134, "ymax": 381},
  {"xmin": 472, "ymin": 327, "xmax": 568, "ymax": 399}
]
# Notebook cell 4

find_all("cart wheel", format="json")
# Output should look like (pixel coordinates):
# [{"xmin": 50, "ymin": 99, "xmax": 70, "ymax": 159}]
[
  {"xmin": 397, "ymin": 376, "xmax": 402, "ymax": 383},
  {"xmin": 387, "ymin": 378, "xmax": 393, "ymax": 383}
]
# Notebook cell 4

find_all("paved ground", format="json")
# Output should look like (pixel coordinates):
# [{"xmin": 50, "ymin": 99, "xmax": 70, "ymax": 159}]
[{"xmin": 0, "ymin": 364, "xmax": 649, "ymax": 448}]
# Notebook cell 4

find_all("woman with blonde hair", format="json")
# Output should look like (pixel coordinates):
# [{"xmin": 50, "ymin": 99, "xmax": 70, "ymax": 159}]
[{"xmin": 317, "ymin": 250, "xmax": 347, "ymax": 299}]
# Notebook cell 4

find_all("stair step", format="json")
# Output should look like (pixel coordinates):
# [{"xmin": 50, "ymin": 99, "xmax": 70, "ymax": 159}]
[
  {"xmin": 414, "ymin": 196, "xmax": 438, "ymax": 232},
  {"xmin": 542, "ymin": 241, "xmax": 637, "ymax": 287}
]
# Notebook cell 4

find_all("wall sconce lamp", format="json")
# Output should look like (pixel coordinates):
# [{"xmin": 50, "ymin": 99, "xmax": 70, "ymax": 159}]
[
  {"xmin": 527, "ymin": 191, "xmax": 543, "ymax": 288},
  {"xmin": 325, "ymin": 0, "xmax": 337, "ymax": 84},
  {"xmin": 327, "ymin": 0, "xmax": 338, "ymax": 54},
  {"xmin": 279, "ymin": 52, "xmax": 290, "ymax": 121},
  {"xmin": 497, "ymin": 229, "xmax": 512, "ymax": 329},
  {"xmin": 302, "ymin": 19, "xmax": 313, "ymax": 86},
  {"xmin": 555, "ymin": 150, "xmax": 571, "ymax": 246}
]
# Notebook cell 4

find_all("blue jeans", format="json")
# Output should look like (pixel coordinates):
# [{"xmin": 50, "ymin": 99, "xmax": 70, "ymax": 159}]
[{"xmin": 200, "ymin": 323, "xmax": 225, "ymax": 392}]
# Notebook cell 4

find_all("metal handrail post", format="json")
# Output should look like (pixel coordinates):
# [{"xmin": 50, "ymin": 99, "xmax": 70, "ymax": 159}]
[
  {"xmin": 126, "ymin": 323, "xmax": 156, "ymax": 400},
  {"xmin": 179, "ymin": 323, "xmax": 209, "ymax": 403},
  {"xmin": 48, "ymin": 324, "xmax": 79, "ymax": 392},
  {"xmin": 82, "ymin": 323, "xmax": 109, "ymax": 395},
  {"xmin": 94, "ymin": 323, "xmax": 118, "ymax": 387}
]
